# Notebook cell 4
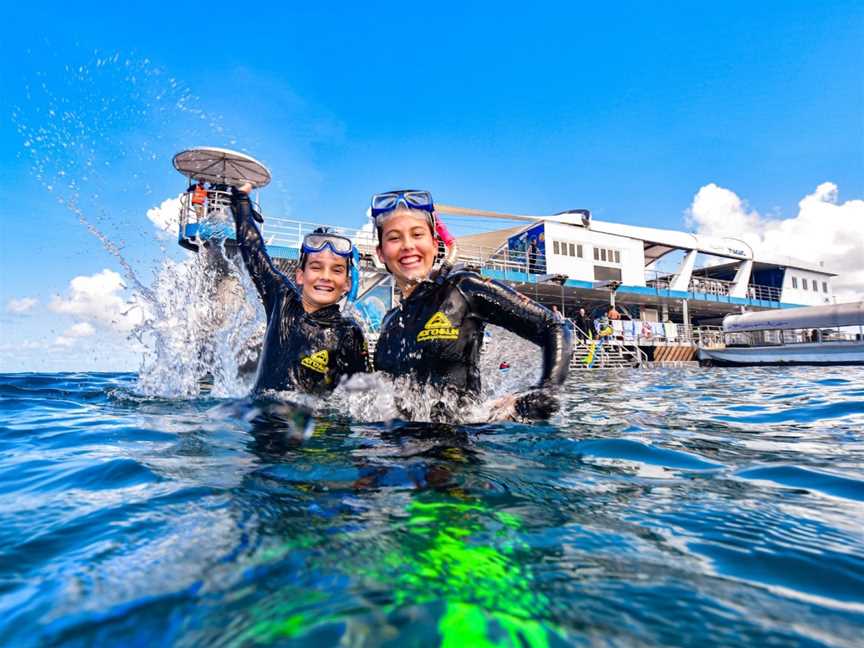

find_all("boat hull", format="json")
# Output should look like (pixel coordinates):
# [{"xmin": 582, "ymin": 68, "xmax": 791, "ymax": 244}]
[{"xmin": 697, "ymin": 342, "xmax": 864, "ymax": 366}]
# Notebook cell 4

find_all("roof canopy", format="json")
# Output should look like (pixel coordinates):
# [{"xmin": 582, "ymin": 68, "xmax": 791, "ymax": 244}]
[
  {"xmin": 172, "ymin": 147, "xmax": 271, "ymax": 188},
  {"xmin": 723, "ymin": 301, "xmax": 864, "ymax": 332}
]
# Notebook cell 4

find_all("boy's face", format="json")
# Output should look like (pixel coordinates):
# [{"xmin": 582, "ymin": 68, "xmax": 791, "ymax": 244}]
[{"xmin": 295, "ymin": 250, "xmax": 350, "ymax": 310}]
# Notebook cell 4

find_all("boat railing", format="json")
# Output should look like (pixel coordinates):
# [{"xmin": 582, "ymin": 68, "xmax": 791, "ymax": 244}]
[
  {"xmin": 644, "ymin": 270, "xmax": 780, "ymax": 303},
  {"xmin": 178, "ymin": 188, "xmax": 234, "ymax": 226},
  {"xmin": 689, "ymin": 276, "xmax": 734, "ymax": 297},
  {"xmin": 746, "ymin": 283, "xmax": 782, "ymax": 302},
  {"xmin": 719, "ymin": 327, "xmax": 858, "ymax": 347},
  {"xmin": 258, "ymin": 216, "xmax": 783, "ymax": 308},
  {"xmin": 260, "ymin": 215, "xmax": 554, "ymax": 275}
]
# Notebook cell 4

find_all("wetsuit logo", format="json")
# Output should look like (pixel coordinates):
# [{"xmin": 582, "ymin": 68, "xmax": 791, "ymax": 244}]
[
  {"xmin": 301, "ymin": 349, "xmax": 329, "ymax": 374},
  {"xmin": 417, "ymin": 311, "xmax": 459, "ymax": 342}
]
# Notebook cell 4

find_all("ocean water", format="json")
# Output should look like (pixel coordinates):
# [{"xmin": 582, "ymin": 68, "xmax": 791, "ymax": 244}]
[{"xmin": 1, "ymin": 367, "xmax": 863, "ymax": 647}]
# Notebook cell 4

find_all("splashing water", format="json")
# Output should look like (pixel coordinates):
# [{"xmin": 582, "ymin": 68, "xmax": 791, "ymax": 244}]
[
  {"xmin": 11, "ymin": 52, "xmax": 270, "ymax": 396},
  {"xmin": 132, "ymin": 245, "xmax": 265, "ymax": 398}
]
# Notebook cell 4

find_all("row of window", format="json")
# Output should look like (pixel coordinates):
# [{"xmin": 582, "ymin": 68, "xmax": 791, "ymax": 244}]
[
  {"xmin": 550, "ymin": 240, "xmax": 623, "ymax": 264},
  {"xmin": 552, "ymin": 240, "xmax": 584, "ymax": 258},
  {"xmin": 790, "ymin": 276, "xmax": 829, "ymax": 293},
  {"xmin": 594, "ymin": 247, "xmax": 621, "ymax": 264}
]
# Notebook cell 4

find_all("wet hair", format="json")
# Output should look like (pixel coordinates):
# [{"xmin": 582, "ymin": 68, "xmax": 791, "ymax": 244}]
[{"xmin": 299, "ymin": 227, "xmax": 349, "ymax": 271}]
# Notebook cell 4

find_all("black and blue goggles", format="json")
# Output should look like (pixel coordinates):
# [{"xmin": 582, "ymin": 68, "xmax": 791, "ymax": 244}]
[
  {"xmin": 370, "ymin": 190, "xmax": 434, "ymax": 223},
  {"xmin": 301, "ymin": 232, "xmax": 355, "ymax": 259}
]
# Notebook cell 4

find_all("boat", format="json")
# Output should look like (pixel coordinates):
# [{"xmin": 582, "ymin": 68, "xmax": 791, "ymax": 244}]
[{"xmin": 697, "ymin": 302, "xmax": 864, "ymax": 366}]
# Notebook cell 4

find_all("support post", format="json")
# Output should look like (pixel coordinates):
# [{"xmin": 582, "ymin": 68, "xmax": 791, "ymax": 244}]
[
  {"xmin": 682, "ymin": 299, "xmax": 690, "ymax": 340},
  {"xmin": 670, "ymin": 249, "xmax": 698, "ymax": 292},
  {"xmin": 730, "ymin": 259, "xmax": 754, "ymax": 298}
]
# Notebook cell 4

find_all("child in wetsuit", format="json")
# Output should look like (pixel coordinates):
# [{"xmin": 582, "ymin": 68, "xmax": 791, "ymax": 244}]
[
  {"xmin": 368, "ymin": 190, "xmax": 572, "ymax": 420},
  {"xmin": 231, "ymin": 186, "xmax": 368, "ymax": 394}
]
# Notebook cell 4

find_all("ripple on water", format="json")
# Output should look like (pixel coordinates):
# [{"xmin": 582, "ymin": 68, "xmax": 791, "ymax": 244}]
[{"xmin": 1, "ymin": 368, "xmax": 863, "ymax": 647}]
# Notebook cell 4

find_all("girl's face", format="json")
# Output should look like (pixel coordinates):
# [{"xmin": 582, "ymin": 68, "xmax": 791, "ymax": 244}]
[{"xmin": 375, "ymin": 209, "xmax": 437, "ymax": 286}]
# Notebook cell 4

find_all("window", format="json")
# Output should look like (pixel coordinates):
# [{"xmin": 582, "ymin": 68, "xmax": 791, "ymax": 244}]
[
  {"xmin": 594, "ymin": 265, "xmax": 622, "ymax": 281},
  {"xmin": 592, "ymin": 246, "xmax": 621, "ymax": 265},
  {"xmin": 791, "ymin": 276, "xmax": 798, "ymax": 289},
  {"xmin": 813, "ymin": 281, "xmax": 818, "ymax": 292},
  {"xmin": 802, "ymin": 278, "xmax": 808, "ymax": 290},
  {"xmin": 552, "ymin": 240, "xmax": 583, "ymax": 258},
  {"xmin": 823, "ymin": 282, "xmax": 828, "ymax": 293}
]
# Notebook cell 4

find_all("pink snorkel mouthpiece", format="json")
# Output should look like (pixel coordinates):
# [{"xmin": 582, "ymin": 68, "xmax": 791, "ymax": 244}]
[{"xmin": 435, "ymin": 219, "xmax": 456, "ymax": 247}]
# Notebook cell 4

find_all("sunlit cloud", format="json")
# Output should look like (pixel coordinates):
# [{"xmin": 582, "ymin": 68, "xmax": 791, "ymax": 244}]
[
  {"xmin": 686, "ymin": 182, "xmax": 864, "ymax": 300},
  {"xmin": 49, "ymin": 269, "xmax": 144, "ymax": 331},
  {"xmin": 6, "ymin": 297, "xmax": 38, "ymax": 314},
  {"xmin": 147, "ymin": 195, "xmax": 183, "ymax": 238},
  {"xmin": 54, "ymin": 322, "xmax": 96, "ymax": 348}
]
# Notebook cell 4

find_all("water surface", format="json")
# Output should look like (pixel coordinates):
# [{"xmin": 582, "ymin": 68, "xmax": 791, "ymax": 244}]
[{"xmin": 1, "ymin": 367, "xmax": 863, "ymax": 646}]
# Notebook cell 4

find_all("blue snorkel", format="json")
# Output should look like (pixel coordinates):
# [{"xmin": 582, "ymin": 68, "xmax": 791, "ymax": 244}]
[{"xmin": 347, "ymin": 246, "xmax": 360, "ymax": 303}]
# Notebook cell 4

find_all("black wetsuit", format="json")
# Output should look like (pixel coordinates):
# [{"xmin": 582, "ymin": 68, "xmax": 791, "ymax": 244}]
[
  {"xmin": 374, "ymin": 270, "xmax": 572, "ymax": 398},
  {"xmin": 231, "ymin": 194, "xmax": 369, "ymax": 394}
]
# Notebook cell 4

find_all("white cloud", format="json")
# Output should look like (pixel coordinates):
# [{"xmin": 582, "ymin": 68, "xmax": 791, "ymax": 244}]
[
  {"xmin": 54, "ymin": 322, "xmax": 96, "ymax": 348},
  {"xmin": 147, "ymin": 195, "xmax": 183, "ymax": 238},
  {"xmin": 687, "ymin": 182, "xmax": 864, "ymax": 301},
  {"xmin": 49, "ymin": 269, "xmax": 144, "ymax": 331},
  {"xmin": 6, "ymin": 297, "xmax": 38, "ymax": 314},
  {"xmin": 0, "ymin": 340, "xmax": 47, "ymax": 352}
]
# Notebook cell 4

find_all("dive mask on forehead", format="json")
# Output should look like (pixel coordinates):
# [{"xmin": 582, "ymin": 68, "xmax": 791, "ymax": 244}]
[
  {"xmin": 370, "ymin": 190, "xmax": 435, "ymax": 224},
  {"xmin": 301, "ymin": 232, "xmax": 354, "ymax": 258}
]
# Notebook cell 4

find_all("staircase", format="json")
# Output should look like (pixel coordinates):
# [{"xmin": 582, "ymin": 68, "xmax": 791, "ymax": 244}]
[{"xmin": 570, "ymin": 340, "xmax": 645, "ymax": 369}]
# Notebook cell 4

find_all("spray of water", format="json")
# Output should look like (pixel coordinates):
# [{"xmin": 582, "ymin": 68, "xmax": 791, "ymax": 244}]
[
  {"xmin": 11, "ymin": 52, "xmax": 267, "ymax": 396},
  {"xmin": 132, "ymin": 246, "xmax": 265, "ymax": 398}
]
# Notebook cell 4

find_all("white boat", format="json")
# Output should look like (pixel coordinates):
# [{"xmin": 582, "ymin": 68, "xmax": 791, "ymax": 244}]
[{"xmin": 698, "ymin": 302, "xmax": 864, "ymax": 366}]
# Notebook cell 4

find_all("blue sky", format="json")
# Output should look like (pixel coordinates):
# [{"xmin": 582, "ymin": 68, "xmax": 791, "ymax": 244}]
[{"xmin": 1, "ymin": 2, "xmax": 862, "ymax": 371}]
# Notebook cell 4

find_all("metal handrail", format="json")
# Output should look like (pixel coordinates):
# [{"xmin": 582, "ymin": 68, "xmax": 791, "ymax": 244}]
[{"xmin": 258, "ymin": 215, "xmax": 782, "ymax": 302}]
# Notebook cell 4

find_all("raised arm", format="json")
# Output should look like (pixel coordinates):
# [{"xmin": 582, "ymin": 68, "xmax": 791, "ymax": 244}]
[
  {"xmin": 230, "ymin": 188, "xmax": 297, "ymax": 316},
  {"xmin": 457, "ymin": 273, "xmax": 572, "ymax": 386}
]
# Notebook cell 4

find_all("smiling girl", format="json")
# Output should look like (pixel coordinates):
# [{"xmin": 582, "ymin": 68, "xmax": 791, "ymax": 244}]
[{"xmin": 369, "ymin": 190, "xmax": 572, "ymax": 420}]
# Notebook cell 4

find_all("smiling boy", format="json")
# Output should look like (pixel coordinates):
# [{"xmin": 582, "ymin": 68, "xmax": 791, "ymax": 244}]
[{"xmin": 230, "ymin": 184, "xmax": 368, "ymax": 394}]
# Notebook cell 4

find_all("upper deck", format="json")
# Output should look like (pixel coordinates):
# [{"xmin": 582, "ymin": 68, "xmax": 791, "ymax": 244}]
[{"xmin": 255, "ymin": 211, "xmax": 837, "ymax": 326}]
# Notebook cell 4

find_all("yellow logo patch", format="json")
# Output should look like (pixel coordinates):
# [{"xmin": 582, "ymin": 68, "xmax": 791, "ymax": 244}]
[
  {"xmin": 300, "ymin": 349, "xmax": 329, "ymax": 374},
  {"xmin": 417, "ymin": 311, "xmax": 460, "ymax": 342}
]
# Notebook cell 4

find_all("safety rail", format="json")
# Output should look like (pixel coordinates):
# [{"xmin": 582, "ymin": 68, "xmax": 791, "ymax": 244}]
[
  {"xmin": 723, "ymin": 328, "xmax": 859, "ymax": 347},
  {"xmin": 571, "ymin": 322, "xmax": 728, "ymax": 347},
  {"xmin": 259, "ymin": 215, "xmax": 782, "ymax": 303},
  {"xmin": 646, "ymin": 270, "xmax": 781, "ymax": 303},
  {"xmin": 747, "ymin": 283, "xmax": 782, "ymax": 302},
  {"xmin": 178, "ymin": 188, "xmax": 233, "ymax": 228},
  {"xmin": 260, "ymin": 215, "xmax": 552, "ymax": 275}
]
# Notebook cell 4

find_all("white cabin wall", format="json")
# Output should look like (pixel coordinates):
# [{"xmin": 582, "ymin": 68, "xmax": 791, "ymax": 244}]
[
  {"xmin": 543, "ymin": 222, "xmax": 645, "ymax": 286},
  {"xmin": 780, "ymin": 269, "xmax": 833, "ymax": 305}
]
